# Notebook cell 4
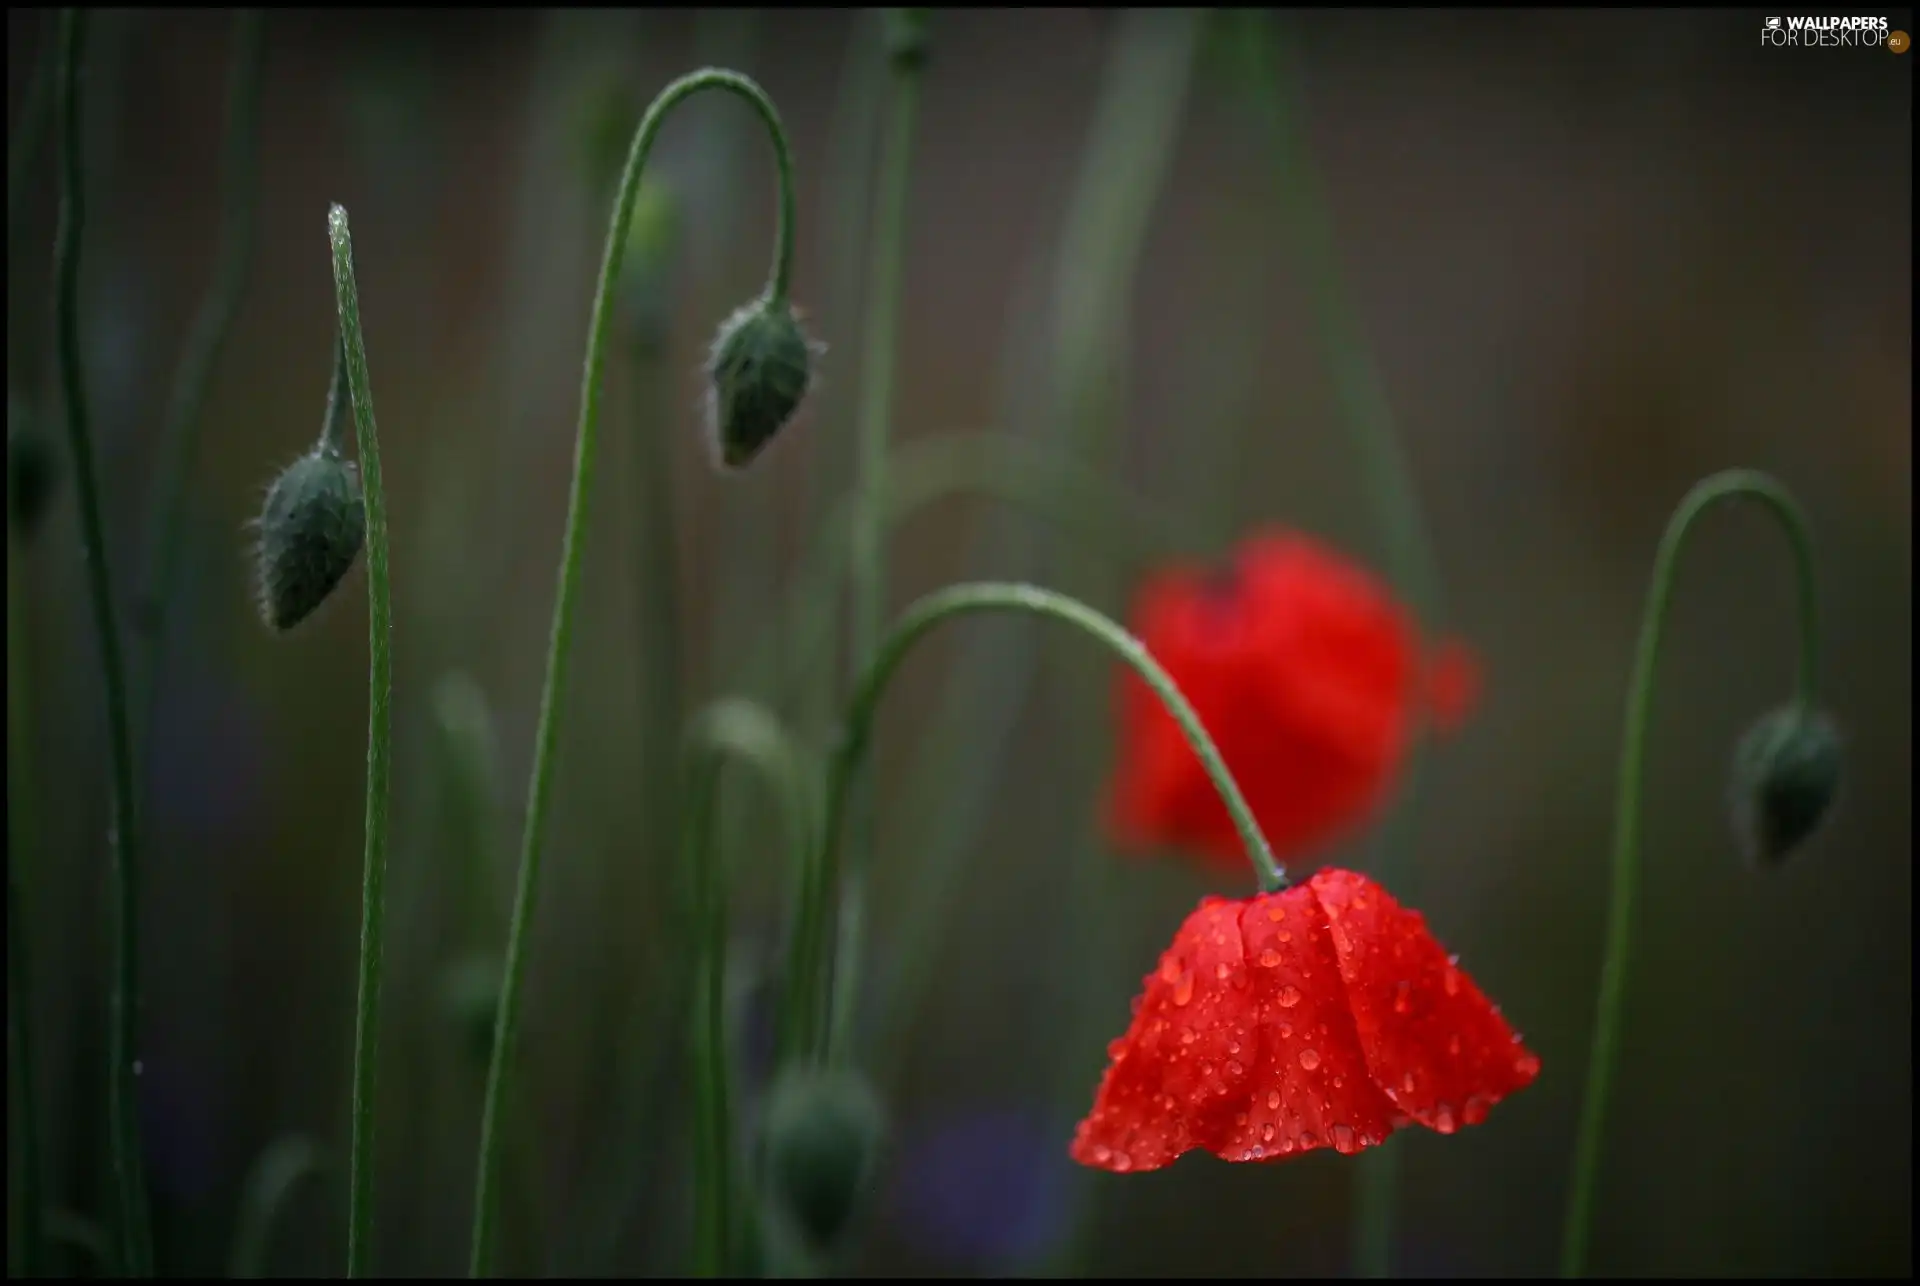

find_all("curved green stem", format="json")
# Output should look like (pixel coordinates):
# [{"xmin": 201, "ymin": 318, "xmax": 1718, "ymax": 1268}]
[
  {"xmin": 133, "ymin": 9, "xmax": 264, "ymax": 736},
  {"xmin": 766, "ymin": 427, "xmax": 1195, "ymax": 704},
  {"xmin": 468, "ymin": 69, "xmax": 799, "ymax": 1278},
  {"xmin": 836, "ymin": 6, "xmax": 927, "ymax": 1066},
  {"xmin": 680, "ymin": 700, "xmax": 814, "ymax": 1277},
  {"xmin": 52, "ymin": 12, "xmax": 153, "ymax": 1276},
  {"xmin": 328, "ymin": 204, "xmax": 395, "ymax": 1280},
  {"xmin": 784, "ymin": 582, "xmax": 1284, "ymax": 1067},
  {"xmin": 1560, "ymin": 468, "xmax": 1820, "ymax": 1278},
  {"xmin": 227, "ymin": 1135, "xmax": 324, "ymax": 1279}
]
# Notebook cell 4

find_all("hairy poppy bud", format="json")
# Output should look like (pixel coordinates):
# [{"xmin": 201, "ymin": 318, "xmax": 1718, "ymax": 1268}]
[
  {"xmin": 758, "ymin": 1066, "xmax": 885, "ymax": 1252},
  {"xmin": 703, "ymin": 295, "xmax": 814, "ymax": 471},
  {"xmin": 253, "ymin": 447, "xmax": 366, "ymax": 632},
  {"xmin": 1728, "ymin": 703, "xmax": 1842, "ymax": 870},
  {"xmin": 8, "ymin": 398, "xmax": 58, "ymax": 541}
]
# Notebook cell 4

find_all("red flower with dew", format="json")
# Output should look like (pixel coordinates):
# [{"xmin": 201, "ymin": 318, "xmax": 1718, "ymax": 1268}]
[
  {"xmin": 1108, "ymin": 530, "xmax": 1479, "ymax": 872},
  {"xmin": 1071, "ymin": 868, "xmax": 1538, "ymax": 1171}
]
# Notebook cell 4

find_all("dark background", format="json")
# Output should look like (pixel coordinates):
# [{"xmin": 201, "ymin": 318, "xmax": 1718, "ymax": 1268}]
[{"xmin": 7, "ymin": 8, "xmax": 1911, "ymax": 1277}]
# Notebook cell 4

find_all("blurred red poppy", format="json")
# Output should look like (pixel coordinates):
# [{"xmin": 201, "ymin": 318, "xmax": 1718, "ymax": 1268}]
[
  {"xmin": 1070, "ymin": 868, "xmax": 1538, "ymax": 1172},
  {"xmin": 1108, "ymin": 530, "xmax": 1480, "ymax": 872}
]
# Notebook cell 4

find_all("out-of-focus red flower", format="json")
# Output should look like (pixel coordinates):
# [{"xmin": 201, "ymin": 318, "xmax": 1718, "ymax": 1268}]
[
  {"xmin": 1108, "ymin": 530, "xmax": 1480, "ymax": 873},
  {"xmin": 1070, "ymin": 868, "xmax": 1538, "ymax": 1172}
]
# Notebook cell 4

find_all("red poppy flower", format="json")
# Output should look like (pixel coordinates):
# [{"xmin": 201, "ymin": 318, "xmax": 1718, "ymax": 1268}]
[
  {"xmin": 1070, "ymin": 868, "xmax": 1538, "ymax": 1172},
  {"xmin": 1107, "ymin": 530, "xmax": 1480, "ymax": 872}
]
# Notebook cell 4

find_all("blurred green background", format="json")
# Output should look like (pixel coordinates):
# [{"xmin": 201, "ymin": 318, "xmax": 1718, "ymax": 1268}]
[{"xmin": 6, "ymin": 8, "xmax": 1911, "ymax": 1278}]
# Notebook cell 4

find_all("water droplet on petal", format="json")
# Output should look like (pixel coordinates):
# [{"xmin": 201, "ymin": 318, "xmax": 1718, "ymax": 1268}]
[
  {"xmin": 1401, "ymin": 1071, "xmax": 1416, "ymax": 1095},
  {"xmin": 1278, "ymin": 984, "xmax": 1302, "ymax": 1008},
  {"xmin": 1463, "ymin": 1095, "xmax": 1491, "ymax": 1126},
  {"xmin": 1180, "ymin": 1027, "xmax": 1197, "ymax": 1045},
  {"xmin": 1262, "ymin": 1122, "xmax": 1275, "ymax": 1142},
  {"xmin": 1173, "ymin": 973, "xmax": 1195, "ymax": 1006},
  {"xmin": 1332, "ymin": 1075, "xmax": 1344, "ymax": 1088},
  {"xmin": 1279, "ymin": 1137, "xmax": 1296, "ymax": 1154},
  {"xmin": 1392, "ymin": 980, "xmax": 1412, "ymax": 1015},
  {"xmin": 1227, "ymin": 1040, "xmax": 1241, "ymax": 1054},
  {"xmin": 1093, "ymin": 1145, "xmax": 1112, "ymax": 1164},
  {"xmin": 1235, "ymin": 1112, "xmax": 1248, "ymax": 1126},
  {"xmin": 1298, "ymin": 1048, "xmax": 1321, "ymax": 1071},
  {"xmin": 1159, "ymin": 957, "xmax": 1181, "ymax": 984},
  {"xmin": 1267, "ymin": 905, "xmax": 1286, "ymax": 922},
  {"xmin": 1227, "ymin": 1060, "xmax": 1244, "ymax": 1077},
  {"xmin": 1433, "ymin": 1104, "xmax": 1458, "ymax": 1135},
  {"xmin": 1215, "ymin": 962, "xmax": 1231, "ymax": 981},
  {"xmin": 1278, "ymin": 1021, "xmax": 1293, "ymax": 1037},
  {"xmin": 1278, "ymin": 930, "xmax": 1293, "ymax": 942},
  {"xmin": 1259, "ymin": 948, "xmax": 1282, "ymax": 968},
  {"xmin": 1250, "ymin": 1143, "xmax": 1265, "ymax": 1159},
  {"xmin": 1112, "ymin": 1151, "xmax": 1134, "ymax": 1172},
  {"xmin": 1267, "ymin": 1090, "xmax": 1281, "ymax": 1109},
  {"xmin": 1331, "ymin": 1124, "xmax": 1358, "ymax": 1153},
  {"xmin": 1444, "ymin": 969, "xmax": 1461, "ymax": 997},
  {"xmin": 1300, "ymin": 1131, "xmax": 1318, "ymax": 1149}
]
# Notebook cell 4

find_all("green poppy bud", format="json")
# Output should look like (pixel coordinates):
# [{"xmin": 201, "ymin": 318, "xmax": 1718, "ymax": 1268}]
[
  {"xmin": 253, "ymin": 447, "xmax": 366, "ymax": 632},
  {"xmin": 1728, "ymin": 703, "xmax": 1842, "ymax": 870},
  {"xmin": 8, "ymin": 397, "xmax": 58, "ymax": 542},
  {"xmin": 703, "ymin": 295, "xmax": 815, "ymax": 472},
  {"xmin": 758, "ymin": 1066, "xmax": 885, "ymax": 1252}
]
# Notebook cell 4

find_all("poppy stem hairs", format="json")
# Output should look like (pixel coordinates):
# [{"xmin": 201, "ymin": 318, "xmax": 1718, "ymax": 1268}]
[
  {"xmin": 677, "ymin": 699, "xmax": 815, "ymax": 1277},
  {"xmin": 52, "ymin": 11, "xmax": 154, "ymax": 1276},
  {"xmin": 468, "ymin": 69, "xmax": 804, "ymax": 1278},
  {"xmin": 327, "ymin": 204, "xmax": 396, "ymax": 1280},
  {"xmin": 780, "ymin": 581, "xmax": 1286, "ymax": 1069},
  {"xmin": 1561, "ymin": 468, "xmax": 1833, "ymax": 1279}
]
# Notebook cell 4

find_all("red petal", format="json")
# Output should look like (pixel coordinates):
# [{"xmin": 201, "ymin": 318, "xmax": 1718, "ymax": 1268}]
[
  {"xmin": 1222, "ymin": 888, "xmax": 1398, "ymax": 1160},
  {"xmin": 1309, "ymin": 870, "xmax": 1540, "ymax": 1133},
  {"xmin": 1071, "ymin": 898, "xmax": 1260, "ymax": 1172}
]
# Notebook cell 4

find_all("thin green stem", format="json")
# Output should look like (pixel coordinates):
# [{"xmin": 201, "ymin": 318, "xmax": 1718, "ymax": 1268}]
[
  {"xmin": 6, "ymin": 569, "xmax": 42, "ymax": 1279},
  {"xmin": 772, "ymin": 428, "xmax": 1196, "ymax": 703},
  {"xmin": 468, "ymin": 69, "xmax": 798, "ymax": 1278},
  {"xmin": 318, "ymin": 335, "xmax": 351, "ymax": 457},
  {"xmin": 227, "ymin": 1135, "xmax": 324, "ymax": 1279},
  {"xmin": 1231, "ymin": 15, "xmax": 1444, "ymax": 1275},
  {"xmin": 834, "ymin": 8, "xmax": 927, "ymax": 1064},
  {"xmin": 52, "ymin": 12, "xmax": 153, "ymax": 1276},
  {"xmin": 1560, "ymin": 468, "xmax": 1820, "ymax": 1278},
  {"xmin": 132, "ymin": 9, "xmax": 264, "ymax": 735},
  {"xmin": 327, "ymin": 203, "xmax": 395, "ymax": 1280},
  {"xmin": 679, "ymin": 699, "xmax": 814, "ymax": 1277},
  {"xmin": 786, "ymin": 582, "xmax": 1284, "ymax": 1068}
]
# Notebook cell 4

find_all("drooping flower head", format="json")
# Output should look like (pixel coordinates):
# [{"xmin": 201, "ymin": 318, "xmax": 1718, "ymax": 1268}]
[
  {"xmin": 1072, "ymin": 868, "xmax": 1537, "ymax": 1172},
  {"xmin": 1108, "ymin": 530, "xmax": 1479, "ymax": 871}
]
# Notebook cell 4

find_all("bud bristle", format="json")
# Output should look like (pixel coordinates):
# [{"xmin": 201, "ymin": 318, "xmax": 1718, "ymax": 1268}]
[
  {"xmin": 703, "ymin": 297, "xmax": 814, "ymax": 472},
  {"xmin": 253, "ymin": 449, "xmax": 367, "ymax": 632},
  {"xmin": 1728, "ymin": 704, "xmax": 1843, "ymax": 870}
]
